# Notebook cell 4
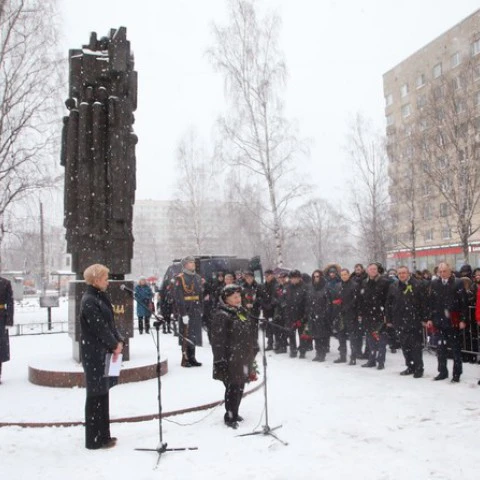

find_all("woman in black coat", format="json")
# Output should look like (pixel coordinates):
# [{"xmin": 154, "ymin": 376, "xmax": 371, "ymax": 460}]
[
  {"xmin": 210, "ymin": 284, "xmax": 258, "ymax": 429},
  {"xmin": 309, "ymin": 270, "xmax": 331, "ymax": 362},
  {"xmin": 80, "ymin": 264, "xmax": 124, "ymax": 449}
]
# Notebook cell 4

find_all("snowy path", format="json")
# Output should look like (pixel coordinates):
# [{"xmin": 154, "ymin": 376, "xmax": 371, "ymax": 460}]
[{"xmin": 1, "ymin": 329, "xmax": 480, "ymax": 479}]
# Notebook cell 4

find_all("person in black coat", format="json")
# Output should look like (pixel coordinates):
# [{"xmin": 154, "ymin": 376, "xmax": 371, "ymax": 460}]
[
  {"xmin": 339, "ymin": 268, "xmax": 361, "ymax": 365},
  {"xmin": 427, "ymin": 262, "xmax": 469, "ymax": 382},
  {"xmin": 356, "ymin": 263, "xmax": 390, "ymax": 369},
  {"xmin": 259, "ymin": 269, "xmax": 278, "ymax": 351},
  {"xmin": 0, "ymin": 276, "xmax": 14, "ymax": 384},
  {"xmin": 80, "ymin": 264, "xmax": 124, "ymax": 450},
  {"xmin": 385, "ymin": 266, "xmax": 427, "ymax": 378},
  {"xmin": 309, "ymin": 270, "xmax": 331, "ymax": 362},
  {"xmin": 210, "ymin": 284, "xmax": 258, "ymax": 429},
  {"xmin": 285, "ymin": 270, "xmax": 310, "ymax": 358}
]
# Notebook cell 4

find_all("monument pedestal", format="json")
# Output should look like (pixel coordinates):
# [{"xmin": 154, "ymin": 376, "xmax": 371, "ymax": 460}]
[{"xmin": 68, "ymin": 280, "xmax": 134, "ymax": 362}]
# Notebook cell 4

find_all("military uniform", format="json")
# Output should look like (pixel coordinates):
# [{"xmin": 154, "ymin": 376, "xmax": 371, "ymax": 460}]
[{"xmin": 173, "ymin": 263, "xmax": 204, "ymax": 367}]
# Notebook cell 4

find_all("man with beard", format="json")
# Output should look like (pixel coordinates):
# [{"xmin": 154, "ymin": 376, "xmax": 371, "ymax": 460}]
[
  {"xmin": 356, "ymin": 263, "xmax": 390, "ymax": 370},
  {"xmin": 285, "ymin": 270, "xmax": 310, "ymax": 358},
  {"xmin": 309, "ymin": 270, "xmax": 331, "ymax": 362},
  {"xmin": 386, "ymin": 266, "xmax": 427, "ymax": 378},
  {"xmin": 173, "ymin": 256, "xmax": 204, "ymax": 367},
  {"xmin": 259, "ymin": 269, "xmax": 278, "ymax": 351},
  {"xmin": 427, "ymin": 262, "xmax": 469, "ymax": 382},
  {"xmin": 339, "ymin": 268, "xmax": 361, "ymax": 365}
]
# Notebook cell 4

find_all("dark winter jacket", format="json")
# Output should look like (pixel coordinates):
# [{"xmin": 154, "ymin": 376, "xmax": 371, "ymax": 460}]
[
  {"xmin": 259, "ymin": 278, "xmax": 278, "ymax": 319},
  {"xmin": 80, "ymin": 285, "xmax": 124, "ymax": 396},
  {"xmin": 356, "ymin": 275, "xmax": 390, "ymax": 333},
  {"xmin": 284, "ymin": 281, "xmax": 310, "ymax": 328},
  {"xmin": 241, "ymin": 280, "xmax": 261, "ymax": 317},
  {"xmin": 135, "ymin": 283, "xmax": 153, "ymax": 317},
  {"xmin": 210, "ymin": 302, "xmax": 258, "ymax": 384},
  {"xmin": 385, "ymin": 276, "xmax": 427, "ymax": 332},
  {"xmin": 309, "ymin": 278, "xmax": 331, "ymax": 338},
  {"xmin": 339, "ymin": 278, "xmax": 358, "ymax": 325},
  {"xmin": 429, "ymin": 276, "xmax": 469, "ymax": 330},
  {"xmin": 0, "ymin": 276, "xmax": 14, "ymax": 363}
]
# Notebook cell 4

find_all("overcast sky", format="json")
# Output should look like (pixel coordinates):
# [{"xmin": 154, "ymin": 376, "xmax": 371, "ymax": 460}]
[{"xmin": 60, "ymin": 0, "xmax": 480, "ymax": 204}]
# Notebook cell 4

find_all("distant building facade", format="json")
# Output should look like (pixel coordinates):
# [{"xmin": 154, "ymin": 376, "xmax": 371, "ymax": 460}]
[{"xmin": 383, "ymin": 9, "xmax": 480, "ymax": 270}]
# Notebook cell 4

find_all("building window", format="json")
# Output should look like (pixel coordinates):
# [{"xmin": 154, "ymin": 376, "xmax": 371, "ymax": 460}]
[
  {"xmin": 401, "ymin": 104, "xmax": 412, "ymax": 118},
  {"xmin": 442, "ymin": 226, "xmax": 452, "ymax": 239},
  {"xmin": 475, "ymin": 91, "xmax": 480, "ymax": 106},
  {"xmin": 451, "ymin": 52, "xmax": 460, "ymax": 68},
  {"xmin": 417, "ymin": 95, "xmax": 426, "ymax": 108},
  {"xmin": 452, "ymin": 76, "xmax": 461, "ymax": 90},
  {"xmin": 440, "ymin": 203, "xmax": 449, "ymax": 217},
  {"xmin": 455, "ymin": 101, "xmax": 465, "ymax": 114},
  {"xmin": 433, "ymin": 85, "xmax": 443, "ymax": 99},
  {"xmin": 424, "ymin": 229, "xmax": 434, "ymax": 241},
  {"xmin": 423, "ymin": 204, "xmax": 432, "ymax": 220},
  {"xmin": 386, "ymin": 114, "xmax": 394, "ymax": 126},
  {"xmin": 385, "ymin": 93, "xmax": 393, "ymax": 107},
  {"xmin": 433, "ymin": 63, "xmax": 442, "ymax": 79},
  {"xmin": 416, "ymin": 74, "xmax": 426, "ymax": 88},
  {"xmin": 400, "ymin": 83, "xmax": 409, "ymax": 97},
  {"xmin": 472, "ymin": 39, "xmax": 480, "ymax": 57}
]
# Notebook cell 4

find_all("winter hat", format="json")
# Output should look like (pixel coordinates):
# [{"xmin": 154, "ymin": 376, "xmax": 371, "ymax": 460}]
[
  {"xmin": 181, "ymin": 256, "xmax": 195, "ymax": 267},
  {"xmin": 221, "ymin": 284, "xmax": 242, "ymax": 301}
]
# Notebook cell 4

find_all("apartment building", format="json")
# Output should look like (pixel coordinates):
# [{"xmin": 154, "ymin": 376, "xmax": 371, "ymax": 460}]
[{"xmin": 383, "ymin": 9, "xmax": 480, "ymax": 270}]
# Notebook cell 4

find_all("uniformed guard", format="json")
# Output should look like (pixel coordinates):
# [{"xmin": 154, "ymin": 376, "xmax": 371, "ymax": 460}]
[
  {"xmin": 0, "ymin": 276, "xmax": 14, "ymax": 384},
  {"xmin": 173, "ymin": 256, "xmax": 204, "ymax": 367}
]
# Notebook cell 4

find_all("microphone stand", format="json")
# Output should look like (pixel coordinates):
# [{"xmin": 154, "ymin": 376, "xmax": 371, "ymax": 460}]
[
  {"xmin": 237, "ymin": 312, "xmax": 289, "ymax": 446},
  {"xmin": 120, "ymin": 285, "xmax": 198, "ymax": 466}
]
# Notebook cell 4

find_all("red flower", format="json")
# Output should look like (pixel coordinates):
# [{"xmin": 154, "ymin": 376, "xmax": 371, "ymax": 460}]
[
  {"xmin": 248, "ymin": 371, "xmax": 258, "ymax": 382},
  {"xmin": 332, "ymin": 299, "xmax": 342, "ymax": 305},
  {"xmin": 300, "ymin": 333, "xmax": 312, "ymax": 341}
]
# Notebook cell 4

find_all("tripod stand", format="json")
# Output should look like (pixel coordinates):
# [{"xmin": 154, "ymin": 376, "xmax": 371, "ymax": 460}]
[
  {"xmin": 119, "ymin": 285, "xmax": 198, "ymax": 466},
  {"xmin": 134, "ymin": 318, "xmax": 198, "ymax": 466},
  {"xmin": 237, "ymin": 315, "xmax": 288, "ymax": 446}
]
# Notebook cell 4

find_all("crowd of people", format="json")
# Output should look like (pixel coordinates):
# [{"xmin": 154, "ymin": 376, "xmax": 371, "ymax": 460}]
[{"xmin": 148, "ymin": 257, "xmax": 480, "ymax": 429}]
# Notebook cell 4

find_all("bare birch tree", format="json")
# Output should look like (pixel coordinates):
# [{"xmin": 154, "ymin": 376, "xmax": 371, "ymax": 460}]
[
  {"xmin": 296, "ymin": 198, "xmax": 350, "ymax": 268},
  {"xmin": 0, "ymin": 0, "xmax": 61, "ymax": 270},
  {"xmin": 346, "ymin": 114, "xmax": 389, "ymax": 265},
  {"xmin": 208, "ymin": 0, "xmax": 306, "ymax": 267},
  {"xmin": 169, "ymin": 129, "xmax": 218, "ymax": 255},
  {"xmin": 414, "ymin": 58, "xmax": 480, "ymax": 262}
]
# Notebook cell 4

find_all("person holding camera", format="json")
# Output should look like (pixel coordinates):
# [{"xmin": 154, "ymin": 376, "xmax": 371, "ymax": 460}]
[{"xmin": 210, "ymin": 284, "xmax": 258, "ymax": 429}]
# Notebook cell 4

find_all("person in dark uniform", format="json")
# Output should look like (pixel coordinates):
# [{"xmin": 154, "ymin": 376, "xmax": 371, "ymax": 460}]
[
  {"xmin": 210, "ymin": 284, "xmax": 258, "ymax": 429},
  {"xmin": 386, "ymin": 266, "xmax": 427, "ymax": 378},
  {"xmin": 356, "ymin": 263, "xmax": 390, "ymax": 370},
  {"xmin": 427, "ymin": 262, "xmax": 469, "ymax": 382},
  {"xmin": 0, "ymin": 275, "xmax": 14, "ymax": 384},
  {"xmin": 241, "ymin": 271, "xmax": 261, "ymax": 317},
  {"xmin": 173, "ymin": 256, "xmax": 204, "ymax": 367},
  {"xmin": 259, "ymin": 269, "xmax": 278, "ymax": 351},
  {"xmin": 79, "ymin": 264, "xmax": 124, "ymax": 450}
]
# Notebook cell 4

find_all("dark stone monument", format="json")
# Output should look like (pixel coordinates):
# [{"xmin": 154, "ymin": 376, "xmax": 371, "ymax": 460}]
[{"xmin": 61, "ymin": 27, "xmax": 138, "ymax": 361}]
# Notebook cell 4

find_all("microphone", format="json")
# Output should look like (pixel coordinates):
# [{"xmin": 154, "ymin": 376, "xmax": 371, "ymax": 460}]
[{"xmin": 120, "ymin": 284, "xmax": 135, "ymax": 294}]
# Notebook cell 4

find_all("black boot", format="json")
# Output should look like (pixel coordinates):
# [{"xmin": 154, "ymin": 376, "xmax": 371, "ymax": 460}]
[
  {"xmin": 334, "ymin": 356, "xmax": 347, "ymax": 364},
  {"xmin": 400, "ymin": 367, "xmax": 414, "ymax": 376},
  {"xmin": 362, "ymin": 361, "xmax": 376, "ymax": 368},
  {"xmin": 349, "ymin": 358, "xmax": 356, "ymax": 366},
  {"xmin": 188, "ymin": 346, "xmax": 202, "ymax": 367},
  {"xmin": 312, "ymin": 353, "xmax": 325, "ymax": 362},
  {"xmin": 299, "ymin": 351, "xmax": 306, "ymax": 359}
]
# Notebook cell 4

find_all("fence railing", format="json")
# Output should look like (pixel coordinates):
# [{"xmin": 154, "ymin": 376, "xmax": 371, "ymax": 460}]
[{"xmin": 9, "ymin": 321, "xmax": 69, "ymax": 337}]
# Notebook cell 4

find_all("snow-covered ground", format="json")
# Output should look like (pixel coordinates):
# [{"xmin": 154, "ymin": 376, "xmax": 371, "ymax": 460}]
[{"xmin": 1, "ymin": 300, "xmax": 480, "ymax": 480}]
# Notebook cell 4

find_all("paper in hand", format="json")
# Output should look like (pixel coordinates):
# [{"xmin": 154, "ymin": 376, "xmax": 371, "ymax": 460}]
[{"xmin": 104, "ymin": 353, "xmax": 123, "ymax": 377}]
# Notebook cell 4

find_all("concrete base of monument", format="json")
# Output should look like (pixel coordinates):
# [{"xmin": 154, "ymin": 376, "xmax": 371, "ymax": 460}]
[{"xmin": 28, "ymin": 356, "xmax": 168, "ymax": 388}]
